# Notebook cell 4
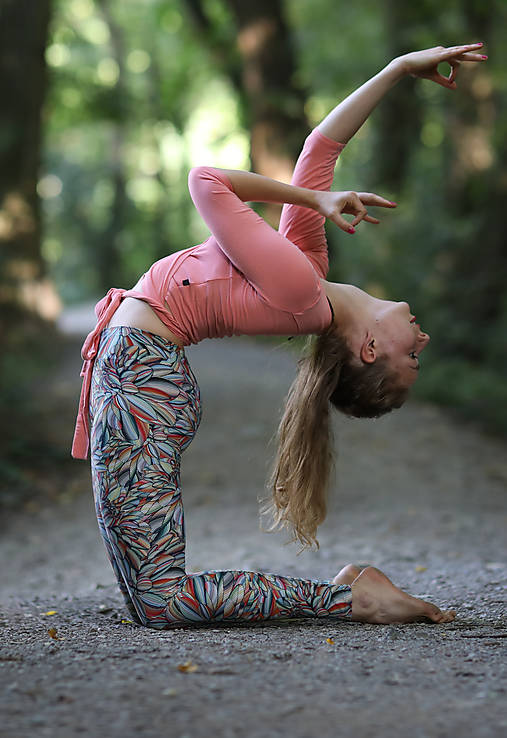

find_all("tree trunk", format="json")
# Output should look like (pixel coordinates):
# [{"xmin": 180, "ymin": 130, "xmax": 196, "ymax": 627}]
[
  {"xmin": 441, "ymin": 0, "xmax": 507, "ymax": 364},
  {"xmin": 185, "ymin": 0, "xmax": 310, "ymax": 223},
  {"xmin": 373, "ymin": 0, "xmax": 422, "ymax": 191},
  {"xmin": 0, "ymin": 0, "xmax": 58, "ymax": 332},
  {"xmin": 95, "ymin": 0, "xmax": 129, "ymax": 291},
  {"xmin": 224, "ymin": 0, "xmax": 310, "ymax": 183}
]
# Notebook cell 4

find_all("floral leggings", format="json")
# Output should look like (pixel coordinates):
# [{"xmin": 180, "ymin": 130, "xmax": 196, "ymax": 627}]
[{"xmin": 89, "ymin": 326, "xmax": 352, "ymax": 628}]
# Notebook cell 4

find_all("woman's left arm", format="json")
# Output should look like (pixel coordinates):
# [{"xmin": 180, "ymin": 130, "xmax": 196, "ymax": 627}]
[{"xmin": 318, "ymin": 43, "xmax": 487, "ymax": 144}]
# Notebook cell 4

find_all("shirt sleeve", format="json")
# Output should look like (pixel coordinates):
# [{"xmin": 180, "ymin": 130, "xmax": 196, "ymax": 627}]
[
  {"xmin": 278, "ymin": 128, "xmax": 345, "ymax": 279},
  {"xmin": 187, "ymin": 166, "xmax": 324, "ymax": 315}
]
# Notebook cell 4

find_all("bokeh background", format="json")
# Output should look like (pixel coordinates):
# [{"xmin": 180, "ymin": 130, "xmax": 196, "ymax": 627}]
[{"xmin": 1, "ymin": 0, "xmax": 506, "ymax": 507}]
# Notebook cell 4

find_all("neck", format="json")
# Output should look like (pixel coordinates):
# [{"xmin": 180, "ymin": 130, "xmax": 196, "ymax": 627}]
[{"xmin": 321, "ymin": 281, "xmax": 377, "ymax": 353}]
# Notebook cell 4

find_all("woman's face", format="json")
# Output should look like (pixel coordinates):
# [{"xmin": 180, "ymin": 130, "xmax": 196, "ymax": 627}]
[{"xmin": 374, "ymin": 301, "xmax": 430, "ymax": 388}]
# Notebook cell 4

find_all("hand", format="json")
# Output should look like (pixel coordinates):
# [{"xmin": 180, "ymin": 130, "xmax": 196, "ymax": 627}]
[
  {"xmin": 314, "ymin": 190, "xmax": 397, "ymax": 234},
  {"xmin": 395, "ymin": 43, "xmax": 487, "ymax": 89}
]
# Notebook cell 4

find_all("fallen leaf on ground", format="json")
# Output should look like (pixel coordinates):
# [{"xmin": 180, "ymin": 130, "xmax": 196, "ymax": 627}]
[
  {"xmin": 177, "ymin": 660, "xmax": 199, "ymax": 673},
  {"xmin": 415, "ymin": 566, "xmax": 428, "ymax": 573},
  {"xmin": 48, "ymin": 628, "xmax": 59, "ymax": 639},
  {"xmin": 43, "ymin": 610, "xmax": 58, "ymax": 616},
  {"xmin": 121, "ymin": 619, "xmax": 134, "ymax": 624},
  {"xmin": 326, "ymin": 637, "xmax": 335, "ymax": 645}
]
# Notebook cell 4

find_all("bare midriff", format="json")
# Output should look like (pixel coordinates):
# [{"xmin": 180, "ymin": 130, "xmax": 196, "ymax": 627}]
[{"xmin": 107, "ymin": 280, "xmax": 185, "ymax": 347}]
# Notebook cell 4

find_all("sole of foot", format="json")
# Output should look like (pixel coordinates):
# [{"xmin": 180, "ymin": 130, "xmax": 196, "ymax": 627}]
[{"xmin": 350, "ymin": 566, "xmax": 456, "ymax": 624}]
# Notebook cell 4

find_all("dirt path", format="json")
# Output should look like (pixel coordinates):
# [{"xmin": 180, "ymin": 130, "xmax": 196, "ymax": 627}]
[{"xmin": 1, "ymin": 317, "xmax": 506, "ymax": 738}]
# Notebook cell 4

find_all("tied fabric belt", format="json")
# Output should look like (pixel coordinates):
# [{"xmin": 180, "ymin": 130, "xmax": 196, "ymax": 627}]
[{"xmin": 71, "ymin": 287, "xmax": 144, "ymax": 459}]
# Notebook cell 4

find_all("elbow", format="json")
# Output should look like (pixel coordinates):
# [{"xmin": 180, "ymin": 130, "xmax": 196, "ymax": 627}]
[
  {"xmin": 188, "ymin": 165, "xmax": 230, "ymax": 190},
  {"xmin": 188, "ymin": 164, "xmax": 212, "ymax": 184},
  {"xmin": 187, "ymin": 165, "xmax": 212, "ymax": 193},
  {"xmin": 188, "ymin": 166, "xmax": 233, "ymax": 204}
]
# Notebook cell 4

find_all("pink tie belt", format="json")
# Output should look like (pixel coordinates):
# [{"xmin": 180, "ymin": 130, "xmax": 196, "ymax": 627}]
[{"xmin": 71, "ymin": 287, "xmax": 138, "ymax": 459}]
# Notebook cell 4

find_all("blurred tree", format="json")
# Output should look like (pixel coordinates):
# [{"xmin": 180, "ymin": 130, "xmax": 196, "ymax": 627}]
[
  {"xmin": 223, "ymin": 0, "xmax": 310, "ymax": 180},
  {"xmin": 373, "ymin": 0, "xmax": 423, "ymax": 191},
  {"xmin": 0, "ymin": 0, "xmax": 58, "ymax": 334},
  {"xmin": 185, "ymin": 0, "xmax": 310, "ymax": 221},
  {"xmin": 94, "ymin": 0, "xmax": 129, "ymax": 291},
  {"xmin": 30, "ymin": 0, "xmax": 507, "ymax": 432},
  {"xmin": 0, "ymin": 0, "xmax": 64, "ymax": 503},
  {"xmin": 424, "ymin": 0, "xmax": 507, "ymax": 424}
]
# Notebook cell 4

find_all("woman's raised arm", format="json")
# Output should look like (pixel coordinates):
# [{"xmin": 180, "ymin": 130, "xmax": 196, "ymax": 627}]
[{"xmin": 318, "ymin": 43, "xmax": 487, "ymax": 144}]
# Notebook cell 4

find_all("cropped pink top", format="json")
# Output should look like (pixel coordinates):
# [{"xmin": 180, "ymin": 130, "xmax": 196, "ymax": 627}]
[{"xmin": 72, "ymin": 128, "xmax": 344, "ymax": 458}]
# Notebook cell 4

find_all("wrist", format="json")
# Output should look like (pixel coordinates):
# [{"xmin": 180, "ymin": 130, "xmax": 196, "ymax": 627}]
[
  {"xmin": 305, "ymin": 188, "xmax": 322, "ymax": 214},
  {"xmin": 385, "ymin": 57, "xmax": 408, "ymax": 82}
]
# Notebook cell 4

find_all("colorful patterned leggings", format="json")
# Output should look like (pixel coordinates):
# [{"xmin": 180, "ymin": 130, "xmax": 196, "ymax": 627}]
[{"xmin": 89, "ymin": 326, "xmax": 352, "ymax": 628}]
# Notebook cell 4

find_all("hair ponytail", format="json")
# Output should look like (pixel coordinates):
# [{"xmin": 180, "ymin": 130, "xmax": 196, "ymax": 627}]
[{"xmin": 266, "ymin": 330, "xmax": 408, "ymax": 549}]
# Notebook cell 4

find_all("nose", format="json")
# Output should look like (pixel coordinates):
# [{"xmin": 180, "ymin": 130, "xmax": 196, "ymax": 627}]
[{"xmin": 417, "ymin": 329, "xmax": 430, "ymax": 351}]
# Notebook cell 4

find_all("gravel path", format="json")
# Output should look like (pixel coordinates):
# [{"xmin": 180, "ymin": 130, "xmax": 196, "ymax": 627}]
[{"xmin": 1, "ymin": 326, "xmax": 506, "ymax": 738}]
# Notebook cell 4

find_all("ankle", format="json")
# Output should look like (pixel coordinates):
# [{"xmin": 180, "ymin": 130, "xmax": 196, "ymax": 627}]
[{"xmin": 350, "ymin": 579, "xmax": 377, "ymax": 622}]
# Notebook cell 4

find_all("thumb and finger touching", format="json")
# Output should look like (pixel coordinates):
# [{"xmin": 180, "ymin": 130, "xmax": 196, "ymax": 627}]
[
  {"xmin": 331, "ymin": 196, "xmax": 387, "ymax": 232},
  {"xmin": 418, "ymin": 44, "xmax": 487, "ymax": 88},
  {"xmin": 331, "ymin": 192, "xmax": 397, "ymax": 232},
  {"xmin": 332, "ymin": 212, "xmax": 358, "ymax": 233},
  {"xmin": 330, "ymin": 43, "xmax": 487, "ymax": 233}
]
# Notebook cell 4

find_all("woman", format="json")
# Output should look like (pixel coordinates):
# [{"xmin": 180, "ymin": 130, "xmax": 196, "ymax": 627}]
[{"xmin": 73, "ymin": 44, "xmax": 486, "ymax": 627}]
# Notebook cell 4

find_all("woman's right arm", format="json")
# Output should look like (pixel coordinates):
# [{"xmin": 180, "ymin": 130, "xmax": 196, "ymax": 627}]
[
  {"xmin": 318, "ymin": 43, "xmax": 487, "ymax": 144},
  {"xmin": 188, "ymin": 166, "xmax": 391, "ymax": 312}
]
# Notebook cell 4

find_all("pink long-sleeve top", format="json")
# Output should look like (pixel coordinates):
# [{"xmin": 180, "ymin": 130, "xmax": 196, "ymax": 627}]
[{"xmin": 72, "ymin": 129, "xmax": 344, "ymax": 459}]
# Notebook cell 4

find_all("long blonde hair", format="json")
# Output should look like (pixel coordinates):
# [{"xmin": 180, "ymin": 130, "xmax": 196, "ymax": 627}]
[{"xmin": 267, "ymin": 329, "xmax": 408, "ymax": 549}]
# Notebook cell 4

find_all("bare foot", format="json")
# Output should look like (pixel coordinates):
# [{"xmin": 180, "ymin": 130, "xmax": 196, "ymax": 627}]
[
  {"xmin": 351, "ymin": 566, "xmax": 456, "ymax": 624},
  {"xmin": 333, "ymin": 564, "xmax": 365, "ymax": 585}
]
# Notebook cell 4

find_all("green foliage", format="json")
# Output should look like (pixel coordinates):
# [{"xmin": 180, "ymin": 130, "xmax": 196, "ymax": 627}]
[
  {"xmin": 297, "ymin": 0, "xmax": 507, "ymax": 433},
  {"xmin": 43, "ymin": 0, "xmax": 247, "ymax": 299},
  {"xmin": 40, "ymin": 0, "xmax": 507, "ymax": 432},
  {"xmin": 0, "ymin": 309, "xmax": 71, "ymax": 506}
]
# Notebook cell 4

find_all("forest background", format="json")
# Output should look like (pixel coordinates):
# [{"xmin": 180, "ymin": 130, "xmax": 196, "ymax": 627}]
[{"xmin": 1, "ymin": 0, "xmax": 506, "ymax": 504}]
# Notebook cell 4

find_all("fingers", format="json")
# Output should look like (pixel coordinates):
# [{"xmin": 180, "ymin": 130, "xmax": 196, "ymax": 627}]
[
  {"xmin": 335, "ymin": 192, "xmax": 396, "ymax": 232},
  {"xmin": 430, "ymin": 71, "xmax": 457, "ymax": 89},
  {"xmin": 357, "ymin": 193, "xmax": 395, "ymax": 222},
  {"xmin": 357, "ymin": 192, "xmax": 397, "ymax": 208},
  {"xmin": 438, "ymin": 43, "xmax": 487, "ymax": 67},
  {"xmin": 458, "ymin": 52, "xmax": 488, "ymax": 61},
  {"xmin": 439, "ymin": 42, "xmax": 485, "ymax": 60},
  {"xmin": 429, "ymin": 43, "xmax": 487, "ymax": 89},
  {"xmin": 424, "ymin": 44, "xmax": 487, "ymax": 90},
  {"xmin": 340, "ymin": 191, "xmax": 369, "ymax": 228},
  {"xmin": 350, "ymin": 210, "xmax": 368, "ymax": 227},
  {"xmin": 333, "ymin": 214, "xmax": 357, "ymax": 234},
  {"xmin": 448, "ymin": 60, "xmax": 461, "ymax": 84}
]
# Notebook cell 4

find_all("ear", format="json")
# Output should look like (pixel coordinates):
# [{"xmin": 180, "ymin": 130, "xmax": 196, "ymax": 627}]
[{"xmin": 360, "ymin": 335, "xmax": 377, "ymax": 364}]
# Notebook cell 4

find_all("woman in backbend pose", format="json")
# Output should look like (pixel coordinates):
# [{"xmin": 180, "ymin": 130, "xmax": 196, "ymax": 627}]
[{"xmin": 73, "ymin": 44, "xmax": 486, "ymax": 627}]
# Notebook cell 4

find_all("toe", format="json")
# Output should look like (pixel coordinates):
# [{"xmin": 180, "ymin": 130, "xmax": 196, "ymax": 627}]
[
  {"xmin": 424, "ymin": 602, "xmax": 446, "ymax": 622},
  {"xmin": 428, "ymin": 607, "xmax": 456, "ymax": 624}
]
